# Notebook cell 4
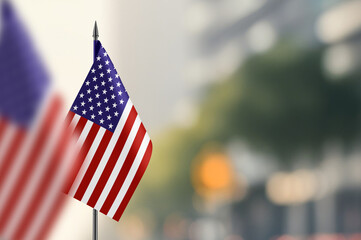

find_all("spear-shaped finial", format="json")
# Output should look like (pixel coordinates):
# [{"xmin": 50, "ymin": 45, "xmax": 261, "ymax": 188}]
[{"xmin": 93, "ymin": 21, "xmax": 99, "ymax": 41}]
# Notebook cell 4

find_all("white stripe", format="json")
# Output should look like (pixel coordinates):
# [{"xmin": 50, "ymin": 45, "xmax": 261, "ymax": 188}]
[
  {"xmin": 4, "ymin": 106, "xmax": 64, "ymax": 239},
  {"xmin": 107, "ymin": 134, "xmax": 150, "ymax": 217},
  {"xmin": 59, "ymin": 113, "xmax": 82, "ymax": 163},
  {"xmin": 69, "ymin": 114, "xmax": 81, "ymax": 133},
  {"xmin": 94, "ymin": 116, "xmax": 142, "ymax": 210},
  {"xmin": 76, "ymin": 120, "xmax": 93, "ymax": 146},
  {"xmin": 80, "ymin": 101, "xmax": 133, "ymax": 204}
]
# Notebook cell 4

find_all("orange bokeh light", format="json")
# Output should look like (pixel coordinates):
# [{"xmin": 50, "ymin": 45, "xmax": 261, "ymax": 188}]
[{"xmin": 198, "ymin": 154, "xmax": 232, "ymax": 191}]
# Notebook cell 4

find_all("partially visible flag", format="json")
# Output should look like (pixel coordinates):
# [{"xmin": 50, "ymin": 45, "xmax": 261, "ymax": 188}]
[
  {"xmin": 65, "ymin": 40, "xmax": 153, "ymax": 221},
  {"xmin": 0, "ymin": 2, "xmax": 71, "ymax": 240}
]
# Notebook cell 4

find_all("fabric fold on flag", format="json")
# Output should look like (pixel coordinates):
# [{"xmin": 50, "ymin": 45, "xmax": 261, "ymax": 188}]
[{"xmin": 65, "ymin": 41, "xmax": 152, "ymax": 221}]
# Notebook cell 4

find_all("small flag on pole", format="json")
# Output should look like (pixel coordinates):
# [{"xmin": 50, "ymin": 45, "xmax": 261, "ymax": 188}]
[
  {"xmin": 65, "ymin": 40, "xmax": 153, "ymax": 221},
  {"xmin": 0, "ymin": 1, "xmax": 70, "ymax": 240}
]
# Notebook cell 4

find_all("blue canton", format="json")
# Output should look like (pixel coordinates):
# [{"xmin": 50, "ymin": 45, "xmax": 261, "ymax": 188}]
[
  {"xmin": 70, "ymin": 43, "xmax": 129, "ymax": 132},
  {"xmin": 0, "ymin": 1, "xmax": 49, "ymax": 128}
]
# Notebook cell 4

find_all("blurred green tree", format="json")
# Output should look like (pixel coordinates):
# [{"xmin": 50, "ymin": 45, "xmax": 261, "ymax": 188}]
[
  {"xmin": 198, "ymin": 43, "xmax": 361, "ymax": 162},
  {"xmin": 129, "ymin": 42, "xmax": 361, "ymax": 235}
]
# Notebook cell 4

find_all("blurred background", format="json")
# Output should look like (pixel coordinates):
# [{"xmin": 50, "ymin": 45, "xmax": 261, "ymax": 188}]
[{"xmin": 5, "ymin": 0, "xmax": 361, "ymax": 239}]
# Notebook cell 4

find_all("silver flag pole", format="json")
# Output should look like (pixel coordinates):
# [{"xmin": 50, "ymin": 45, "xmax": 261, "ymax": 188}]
[
  {"xmin": 92, "ymin": 21, "xmax": 99, "ymax": 240},
  {"xmin": 92, "ymin": 209, "xmax": 98, "ymax": 240}
]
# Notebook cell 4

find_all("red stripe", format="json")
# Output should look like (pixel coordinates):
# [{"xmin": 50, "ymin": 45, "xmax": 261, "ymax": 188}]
[
  {"xmin": 73, "ymin": 130, "xmax": 113, "ymax": 201},
  {"xmin": 0, "ymin": 97, "xmax": 61, "ymax": 232},
  {"xmin": 113, "ymin": 141, "xmax": 152, "ymax": 221},
  {"xmin": 100, "ymin": 124, "xmax": 146, "ymax": 214},
  {"xmin": 0, "ymin": 129, "xmax": 26, "ymax": 191},
  {"xmin": 73, "ymin": 116, "xmax": 87, "ymax": 138},
  {"xmin": 65, "ymin": 111, "xmax": 75, "ymax": 127},
  {"xmin": 0, "ymin": 117, "xmax": 8, "ymax": 143},
  {"xmin": 86, "ymin": 107, "xmax": 138, "ymax": 207},
  {"xmin": 64, "ymin": 122, "xmax": 100, "ymax": 194}
]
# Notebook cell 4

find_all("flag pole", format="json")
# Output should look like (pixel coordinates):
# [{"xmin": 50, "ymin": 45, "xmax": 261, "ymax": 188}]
[{"xmin": 92, "ymin": 21, "xmax": 99, "ymax": 240}]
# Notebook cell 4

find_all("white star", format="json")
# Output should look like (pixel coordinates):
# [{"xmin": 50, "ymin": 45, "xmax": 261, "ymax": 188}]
[
  {"xmin": 91, "ymin": 68, "xmax": 96, "ymax": 73},
  {"xmin": 100, "ymin": 73, "xmax": 104, "ymax": 77},
  {"xmin": 104, "ymin": 52, "xmax": 108, "ymax": 56},
  {"xmin": 103, "ymin": 89, "xmax": 107, "ymax": 94},
  {"xmin": 95, "ymin": 93, "xmax": 100, "ymax": 98},
  {"xmin": 82, "ymin": 110, "xmax": 87, "ymax": 115},
  {"xmin": 85, "ymin": 81, "xmax": 90, "ymax": 86},
  {"xmin": 109, "ymin": 124, "xmax": 113, "ymax": 129},
  {"xmin": 98, "ymin": 110, "xmax": 103, "ymax": 115},
  {"xmin": 112, "ymin": 103, "xmax": 117, "ymax": 108},
  {"xmin": 87, "ymin": 89, "xmax": 92, "ymax": 94},
  {"xmin": 88, "ymin": 97, "xmax": 93, "ymax": 102},
  {"xmin": 98, "ymin": 64, "xmax": 103, "ymax": 69},
  {"xmin": 115, "ymin": 74, "xmax": 119, "ymax": 78},
  {"xmin": 107, "ymin": 69, "xmax": 111, "ymax": 73},
  {"xmin": 89, "ymin": 106, "xmax": 94, "ymax": 111},
  {"xmin": 105, "ymin": 60, "xmax": 109, "ymax": 65},
  {"xmin": 100, "ymin": 119, "xmax": 104, "ymax": 124},
  {"xmin": 96, "ymin": 56, "xmax": 101, "ymax": 61},
  {"xmin": 73, "ymin": 105, "xmax": 78, "ymax": 111},
  {"xmin": 93, "ymin": 77, "xmax": 97, "ymax": 81},
  {"xmin": 80, "ymin": 93, "xmax": 84, "ymax": 98},
  {"xmin": 109, "ymin": 86, "xmax": 114, "ymax": 91},
  {"xmin": 120, "ymin": 99, "xmax": 124, "ymax": 104},
  {"xmin": 101, "ymin": 81, "xmax": 106, "ymax": 86},
  {"xmin": 81, "ymin": 101, "xmax": 85, "ymax": 106},
  {"xmin": 105, "ymin": 106, "xmax": 110, "ymax": 112},
  {"xmin": 114, "ymin": 111, "xmax": 119, "ymax": 116},
  {"xmin": 108, "ymin": 77, "xmax": 112, "ymax": 82},
  {"xmin": 91, "ymin": 114, "xmax": 95, "ymax": 119},
  {"xmin": 104, "ymin": 98, "xmax": 109, "ymax": 103},
  {"xmin": 107, "ymin": 115, "xmax": 112, "ymax": 120},
  {"xmin": 116, "ymin": 82, "xmax": 121, "ymax": 87},
  {"xmin": 97, "ymin": 102, "xmax": 101, "ymax": 107},
  {"xmin": 118, "ymin": 90, "xmax": 122, "ymax": 96},
  {"xmin": 94, "ymin": 85, "xmax": 99, "ymax": 90}
]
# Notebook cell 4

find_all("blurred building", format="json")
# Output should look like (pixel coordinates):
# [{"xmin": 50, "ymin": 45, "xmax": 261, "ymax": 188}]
[{"xmin": 186, "ymin": 0, "xmax": 356, "ymax": 87}]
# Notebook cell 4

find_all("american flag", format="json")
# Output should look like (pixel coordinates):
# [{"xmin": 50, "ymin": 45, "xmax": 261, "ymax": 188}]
[
  {"xmin": 65, "ymin": 41, "xmax": 152, "ymax": 221},
  {"xmin": 0, "ymin": 2, "xmax": 71, "ymax": 240}
]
